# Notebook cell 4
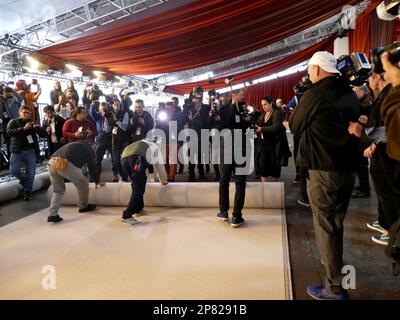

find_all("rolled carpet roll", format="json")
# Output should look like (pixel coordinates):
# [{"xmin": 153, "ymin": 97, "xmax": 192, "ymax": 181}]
[
  {"xmin": 0, "ymin": 173, "xmax": 51, "ymax": 203},
  {"xmin": 47, "ymin": 182, "xmax": 284, "ymax": 209}
]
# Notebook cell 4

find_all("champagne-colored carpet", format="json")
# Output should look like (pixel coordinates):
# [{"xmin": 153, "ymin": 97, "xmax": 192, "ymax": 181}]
[{"xmin": 0, "ymin": 207, "xmax": 292, "ymax": 300}]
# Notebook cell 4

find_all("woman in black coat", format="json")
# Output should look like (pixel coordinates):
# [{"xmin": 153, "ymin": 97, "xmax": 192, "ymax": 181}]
[{"xmin": 255, "ymin": 96, "xmax": 285, "ymax": 182}]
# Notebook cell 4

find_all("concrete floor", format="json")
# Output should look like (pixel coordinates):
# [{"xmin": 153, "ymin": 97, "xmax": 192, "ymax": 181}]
[{"xmin": 1, "ymin": 146, "xmax": 399, "ymax": 299}]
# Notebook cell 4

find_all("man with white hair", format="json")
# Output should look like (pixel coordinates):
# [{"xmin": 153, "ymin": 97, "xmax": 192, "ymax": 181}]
[{"xmin": 289, "ymin": 51, "xmax": 360, "ymax": 300}]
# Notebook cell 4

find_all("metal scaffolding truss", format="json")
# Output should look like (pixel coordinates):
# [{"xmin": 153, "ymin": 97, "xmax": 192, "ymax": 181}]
[{"xmin": 0, "ymin": 0, "xmax": 168, "ymax": 56}]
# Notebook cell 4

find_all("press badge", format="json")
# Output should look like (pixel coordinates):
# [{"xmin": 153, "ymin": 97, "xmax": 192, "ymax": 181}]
[
  {"xmin": 235, "ymin": 115, "xmax": 240, "ymax": 123},
  {"xmin": 135, "ymin": 127, "xmax": 141, "ymax": 136},
  {"xmin": 113, "ymin": 127, "xmax": 118, "ymax": 135},
  {"xmin": 26, "ymin": 135, "xmax": 34, "ymax": 144}
]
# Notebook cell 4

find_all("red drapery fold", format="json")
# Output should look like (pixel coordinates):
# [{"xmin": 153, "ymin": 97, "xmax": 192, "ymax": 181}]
[
  {"xmin": 349, "ymin": 0, "xmax": 381, "ymax": 54},
  {"xmin": 164, "ymin": 36, "xmax": 334, "ymax": 95},
  {"xmin": 37, "ymin": 0, "xmax": 362, "ymax": 75},
  {"xmin": 244, "ymin": 72, "xmax": 305, "ymax": 110}
]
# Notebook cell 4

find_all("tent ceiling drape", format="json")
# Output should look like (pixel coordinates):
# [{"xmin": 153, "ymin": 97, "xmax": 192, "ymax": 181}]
[
  {"xmin": 37, "ymin": 0, "xmax": 363, "ymax": 75},
  {"xmin": 164, "ymin": 36, "xmax": 335, "ymax": 95}
]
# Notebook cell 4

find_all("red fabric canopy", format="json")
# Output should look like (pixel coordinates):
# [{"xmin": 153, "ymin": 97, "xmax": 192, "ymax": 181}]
[
  {"xmin": 38, "ymin": 0, "xmax": 362, "ymax": 75},
  {"xmin": 349, "ymin": 0, "xmax": 381, "ymax": 54},
  {"xmin": 164, "ymin": 36, "xmax": 334, "ymax": 95}
]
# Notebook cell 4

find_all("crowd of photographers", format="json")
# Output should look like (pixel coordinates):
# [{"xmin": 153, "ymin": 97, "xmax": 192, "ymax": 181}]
[
  {"xmin": 1, "ymin": 40, "xmax": 400, "ymax": 299},
  {"xmin": 0, "ymin": 79, "xmax": 292, "ymax": 196}
]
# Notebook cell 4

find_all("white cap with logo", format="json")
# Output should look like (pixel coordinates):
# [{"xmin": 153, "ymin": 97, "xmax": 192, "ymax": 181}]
[{"xmin": 308, "ymin": 51, "xmax": 341, "ymax": 74}]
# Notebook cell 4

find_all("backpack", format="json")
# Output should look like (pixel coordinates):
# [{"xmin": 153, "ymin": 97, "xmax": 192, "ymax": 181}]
[{"xmin": 386, "ymin": 218, "xmax": 400, "ymax": 276}]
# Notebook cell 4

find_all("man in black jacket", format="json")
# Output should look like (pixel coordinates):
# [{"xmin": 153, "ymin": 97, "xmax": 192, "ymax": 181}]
[
  {"xmin": 186, "ymin": 95, "xmax": 210, "ymax": 180},
  {"xmin": 129, "ymin": 99, "xmax": 154, "ymax": 143},
  {"xmin": 211, "ymin": 90, "xmax": 252, "ymax": 228},
  {"xmin": 6, "ymin": 105, "xmax": 46, "ymax": 200},
  {"xmin": 111, "ymin": 99, "xmax": 133, "ymax": 182},
  {"xmin": 42, "ymin": 105, "xmax": 66, "ymax": 156},
  {"xmin": 290, "ymin": 51, "xmax": 360, "ymax": 300}
]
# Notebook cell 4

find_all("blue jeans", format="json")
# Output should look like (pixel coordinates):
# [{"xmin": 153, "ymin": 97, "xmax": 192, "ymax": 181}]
[{"xmin": 10, "ymin": 149, "xmax": 37, "ymax": 194}]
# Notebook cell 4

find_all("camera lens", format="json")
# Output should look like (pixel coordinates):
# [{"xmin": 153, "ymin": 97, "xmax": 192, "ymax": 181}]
[
  {"xmin": 372, "ymin": 47, "xmax": 385, "ymax": 74},
  {"xmin": 372, "ymin": 42, "xmax": 400, "ymax": 74},
  {"xmin": 386, "ymin": 42, "xmax": 400, "ymax": 67}
]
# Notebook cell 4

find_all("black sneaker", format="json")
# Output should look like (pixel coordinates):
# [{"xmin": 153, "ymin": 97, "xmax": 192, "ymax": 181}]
[
  {"xmin": 47, "ymin": 215, "xmax": 63, "ymax": 223},
  {"xmin": 178, "ymin": 166, "xmax": 184, "ymax": 174},
  {"xmin": 214, "ymin": 175, "xmax": 220, "ymax": 181},
  {"xmin": 231, "ymin": 216, "xmax": 245, "ymax": 228},
  {"xmin": 23, "ymin": 193, "xmax": 32, "ymax": 201},
  {"xmin": 217, "ymin": 211, "xmax": 229, "ymax": 221},
  {"xmin": 79, "ymin": 204, "xmax": 97, "ymax": 213}
]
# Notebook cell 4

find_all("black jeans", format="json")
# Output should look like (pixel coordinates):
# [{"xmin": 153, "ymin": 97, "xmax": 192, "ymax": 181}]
[
  {"xmin": 355, "ymin": 151, "xmax": 370, "ymax": 193},
  {"xmin": 96, "ymin": 134, "xmax": 117, "ymax": 176},
  {"xmin": 370, "ymin": 144, "xmax": 400, "ymax": 230},
  {"xmin": 112, "ymin": 140, "xmax": 129, "ymax": 181},
  {"xmin": 298, "ymin": 166, "xmax": 309, "ymax": 203},
  {"xmin": 189, "ymin": 138, "xmax": 205, "ymax": 176},
  {"xmin": 219, "ymin": 163, "xmax": 246, "ymax": 218},
  {"xmin": 121, "ymin": 155, "xmax": 148, "ymax": 218}
]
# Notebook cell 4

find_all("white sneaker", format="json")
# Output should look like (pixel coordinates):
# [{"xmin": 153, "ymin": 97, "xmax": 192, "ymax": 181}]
[
  {"xmin": 133, "ymin": 211, "xmax": 143, "ymax": 218},
  {"xmin": 121, "ymin": 217, "xmax": 139, "ymax": 225}
]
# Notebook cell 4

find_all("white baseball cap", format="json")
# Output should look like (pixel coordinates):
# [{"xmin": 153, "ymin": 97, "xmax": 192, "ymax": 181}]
[{"xmin": 308, "ymin": 51, "xmax": 341, "ymax": 74}]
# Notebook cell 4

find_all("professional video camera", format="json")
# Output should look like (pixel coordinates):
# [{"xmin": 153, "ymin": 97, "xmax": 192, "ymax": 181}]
[
  {"xmin": 238, "ymin": 104, "xmax": 259, "ymax": 128},
  {"xmin": 371, "ymin": 42, "xmax": 400, "ymax": 74},
  {"xmin": 294, "ymin": 76, "xmax": 313, "ymax": 97},
  {"xmin": 336, "ymin": 52, "xmax": 372, "ymax": 86}
]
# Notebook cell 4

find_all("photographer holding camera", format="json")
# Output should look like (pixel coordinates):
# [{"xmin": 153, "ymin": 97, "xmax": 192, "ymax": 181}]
[
  {"xmin": 62, "ymin": 107, "xmax": 97, "ymax": 144},
  {"xmin": 129, "ymin": 99, "xmax": 154, "ymax": 143},
  {"xmin": 213, "ymin": 89, "xmax": 251, "ymax": 228},
  {"xmin": 6, "ymin": 105, "xmax": 47, "ymax": 201},
  {"xmin": 42, "ymin": 105, "xmax": 66, "ymax": 156},
  {"xmin": 1, "ymin": 86, "xmax": 23, "ymax": 161},
  {"xmin": 89, "ymin": 101, "xmax": 118, "ymax": 181},
  {"xmin": 290, "ymin": 51, "xmax": 360, "ymax": 300},
  {"xmin": 186, "ymin": 95, "xmax": 210, "ymax": 181},
  {"xmin": 83, "ymin": 84, "xmax": 103, "ymax": 110},
  {"xmin": 111, "ymin": 98, "xmax": 133, "ymax": 182},
  {"xmin": 119, "ymin": 88, "xmax": 134, "ymax": 111},
  {"xmin": 208, "ymin": 93, "xmax": 224, "ymax": 180}
]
